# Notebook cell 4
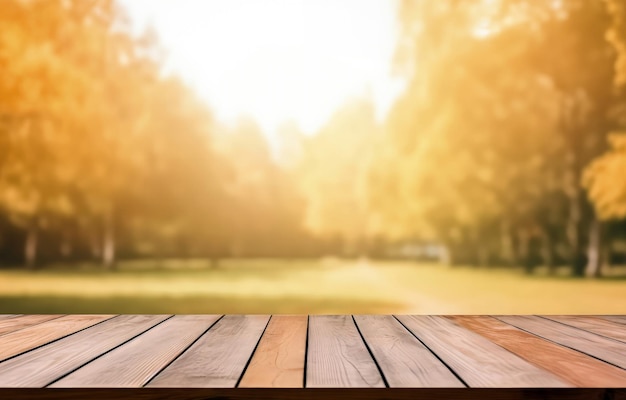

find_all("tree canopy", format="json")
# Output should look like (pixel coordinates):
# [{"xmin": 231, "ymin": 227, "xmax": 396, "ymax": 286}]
[{"xmin": 1, "ymin": 0, "xmax": 626, "ymax": 277}]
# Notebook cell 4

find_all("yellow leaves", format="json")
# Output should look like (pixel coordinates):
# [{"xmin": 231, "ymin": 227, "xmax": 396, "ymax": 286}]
[
  {"xmin": 583, "ymin": 132, "xmax": 626, "ymax": 220},
  {"xmin": 608, "ymin": 132, "xmax": 626, "ymax": 150},
  {"xmin": 0, "ymin": 0, "xmax": 172, "ymax": 225},
  {"xmin": 2, "ymin": 185, "xmax": 40, "ymax": 217}
]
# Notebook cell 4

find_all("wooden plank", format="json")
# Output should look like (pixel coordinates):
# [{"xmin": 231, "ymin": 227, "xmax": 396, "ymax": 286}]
[
  {"xmin": 395, "ymin": 315, "xmax": 569, "ymax": 387},
  {"xmin": 238, "ymin": 315, "xmax": 307, "ymax": 388},
  {"xmin": 0, "ymin": 315, "xmax": 64, "ymax": 336},
  {"xmin": 0, "ymin": 315, "xmax": 19, "ymax": 321},
  {"xmin": 0, "ymin": 314, "xmax": 170, "ymax": 387},
  {"xmin": 147, "ymin": 315, "xmax": 270, "ymax": 388},
  {"xmin": 0, "ymin": 315, "xmax": 115, "ymax": 362},
  {"xmin": 448, "ymin": 315, "xmax": 626, "ymax": 387},
  {"xmin": 542, "ymin": 316, "xmax": 626, "ymax": 343},
  {"xmin": 598, "ymin": 315, "xmax": 626, "ymax": 326},
  {"xmin": 498, "ymin": 315, "xmax": 626, "ymax": 370},
  {"xmin": 50, "ymin": 315, "xmax": 221, "ymax": 388},
  {"xmin": 354, "ymin": 315, "xmax": 463, "ymax": 387},
  {"xmin": 306, "ymin": 315, "xmax": 385, "ymax": 388}
]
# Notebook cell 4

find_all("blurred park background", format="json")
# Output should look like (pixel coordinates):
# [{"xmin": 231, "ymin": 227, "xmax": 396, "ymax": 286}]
[{"xmin": 1, "ymin": 0, "xmax": 626, "ymax": 314}]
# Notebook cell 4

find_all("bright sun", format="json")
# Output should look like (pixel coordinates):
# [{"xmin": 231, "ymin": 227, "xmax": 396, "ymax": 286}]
[{"xmin": 120, "ymin": 0, "xmax": 405, "ymax": 145}]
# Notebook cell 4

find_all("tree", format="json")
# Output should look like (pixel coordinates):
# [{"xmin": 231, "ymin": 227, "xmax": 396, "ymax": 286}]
[
  {"xmin": 524, "ymin": 0, "xmax": 617, "ymax": 276},
  {"xmin": 0, "ymin": 0, "xmax": 96, "ymax": 268},
  {"xmin": 369, "ymin": 0, "xmax": 621, "ymax": 276},
  {"xmin": 372, "ymin": 0, "xmax": 564, "ymax": 267},
  {"xmin": 296, "ymin": 97, "xmax": 380, "ymax": 256},
  {"xmin": 212, "ymin": 118, "xmax": 306, "ymax": 258},
  {"xmin": 0, "ymin": 0, "xmax": 227, "ymax": 268},
  {"xmin": 583, "ymin": 133, "xmax": 626, "ymax": 276}
]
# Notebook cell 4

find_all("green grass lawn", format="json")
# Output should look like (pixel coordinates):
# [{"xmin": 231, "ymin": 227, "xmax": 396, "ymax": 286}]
[{"xmin": 0, "ymin": 258, "xmax": 625, "ymax": 314}]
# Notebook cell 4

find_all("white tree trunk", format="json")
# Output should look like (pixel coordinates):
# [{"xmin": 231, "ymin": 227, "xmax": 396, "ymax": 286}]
[
  {"xmin": 102, "ymin": 211, "xmax": 115, "ymax": 270},
  {"xmin": 25, "ymin": 222, "xmax": 38, "ymax": 269},
  {"xmin": 585, "ymin": 217, "xmax": 603, "ymax": 278}
]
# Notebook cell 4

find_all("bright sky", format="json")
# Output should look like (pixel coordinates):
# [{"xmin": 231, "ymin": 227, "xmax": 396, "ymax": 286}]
[{"xmin": 120, "ymin": 0, "xmax": 405, "ymax": 145}]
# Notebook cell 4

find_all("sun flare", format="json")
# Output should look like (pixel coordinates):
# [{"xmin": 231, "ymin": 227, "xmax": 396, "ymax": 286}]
[{"xmin": 121, "ymin": 0, "xmax": 405, "ymax": 144}]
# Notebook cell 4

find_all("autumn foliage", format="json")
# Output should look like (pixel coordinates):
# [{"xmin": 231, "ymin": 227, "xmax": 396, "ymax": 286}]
[{"xmin": 1, "ymin": 0, "xmax": 626, "ymax": 278}]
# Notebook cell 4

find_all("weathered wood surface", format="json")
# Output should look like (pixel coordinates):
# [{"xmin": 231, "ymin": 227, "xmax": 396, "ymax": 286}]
[
  {"xmin": 600, "ymin": 315, "xmax": 626, "ymax": 326},
  {"xmin": 396, "ymin": 315, "xmax": 569, "ymax": 387},
  {"xmin": 0, "ymin": 314, "xmax": 63, "ymax": 336},
  {"xmin": 0, "ymin": 314, "xmax": 624, "ymax": 389},
  {"xmin": 50, "ymin": 315, "xmax": 221, "ymax": 388},
  {"xmin": 306, "ymin": 315, "xmax": 385, "ymax": 388},
  {"xmin": 542, "ymin": 315, "xmax": 626, "ymax": 343},
  {"xmin": 448, "ymin": 315, "xmax": 626, "ymax": 387},
  {"xmin": 238, "ymin": 315, "xmax": 307, "ymax": 388},
  {"xmin": 0, "ymin": 315, "xmax": 170, "ymax": 387},
  {"xmin": 497, "ymin": 315, "xmax": 626, "ymax": 370},
  {"xmin": 0, "ymin": 314, "xmax": 114, "ymax": 362},
  {"xmin": 353, "ymin": 315, "xmax": 463, "ymax": 387},
  {"xmin": 147, "ymin": 315, "xmax": 270, "ymax": 387}
]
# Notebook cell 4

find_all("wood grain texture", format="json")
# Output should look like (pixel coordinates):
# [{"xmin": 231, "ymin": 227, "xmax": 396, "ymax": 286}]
[
  {"xmin": 50, "ymin": 315, "xmax": 222, "ymax": 388},
  {"xmin": 306, "ymin": 315, "xmax": 385, "ymax": 388},
  {"xmin": 0, "ymin": 315, "xmax": 63, "ymax": 336},
  {"xmin": 448, "ymin": 315, "xmax": 626, "ymax": 387},
  {"xmin": 542, "ymin": 316, "xmax": 626, "ymax": 343},
  {"xmin": 353, "ymin": 315, "xmax": 463, "ymax": 388},
  {"xmin": 599, "ymin": 316, "xmax": 626, "ymax": 326},
  {"xmin": 0, "ymin": 314, "xmax": 115, "ymax": 362},
  {"xmin": 0, "ymin": 314, "xmax": 624, "ymax": 390},
  {"xmin": 147, "ymin": 315, "xmax": 270, "ymax": 388},
  {"xmin": 497, "ymin": 315, "xmax": 626, "ymax": 370},
  {"xmin": 0, "ymin": 315, "xmax": 19, "ymax": 321},
  {"xmin": 238, "ymin": 315, "xmax": 307, "ymax": 388},
  {"xmin": 0, "ymin": 314, "xmax": 170, "ymax": 387},
  {"xmin": 395, "ymin": 315, "xmax": 569, "ymax": 388}
]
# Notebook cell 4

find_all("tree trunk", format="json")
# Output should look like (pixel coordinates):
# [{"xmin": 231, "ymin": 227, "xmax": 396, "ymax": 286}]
[
  {"xmin": 585, "ymin": 216, "xmax": 604, "ymax": 278},
  {"xmin": 540, "ymin": 229, "xmax": 556, "ymax": 275},
  {"xmin": 567, "ymin": 188, "xmax": 586, "ymax": 277},
  {"xmin": 559, "ymin": 95, "xmax": 593, "ymax": 277},
  {"xmin": 25, "ymin": 221, "xmax": 38, "ymax": 270},
  {"xmin": 102, "ymin": 210, "xmax": 116, "ymax": 270}
]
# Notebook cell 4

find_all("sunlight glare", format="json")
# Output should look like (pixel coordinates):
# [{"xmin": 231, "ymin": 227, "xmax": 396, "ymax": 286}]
[
  {"xmin": 121, "ymin": 0, "xmax": 405, "ymax": 145},
  {"xmin": 473, "ymin": 21, "xmax": 494, "ymax": 38}
]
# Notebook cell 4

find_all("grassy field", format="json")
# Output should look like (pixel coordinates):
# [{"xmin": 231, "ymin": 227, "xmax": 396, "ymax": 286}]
[{"xmin": 0, "ymin": 258, "xmax": 625, "ymax": 314}]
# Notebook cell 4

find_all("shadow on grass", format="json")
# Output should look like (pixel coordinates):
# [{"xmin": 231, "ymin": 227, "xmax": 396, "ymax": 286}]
[{"xmin": 0, "ymin": 295, "xmax": 403, "ymax": 314}]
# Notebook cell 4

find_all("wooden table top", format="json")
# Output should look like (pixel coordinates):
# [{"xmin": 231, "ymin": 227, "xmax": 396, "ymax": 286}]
[{"xmin": 0, "ymin": 314, "xmax": 625, "ymax": 394}]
